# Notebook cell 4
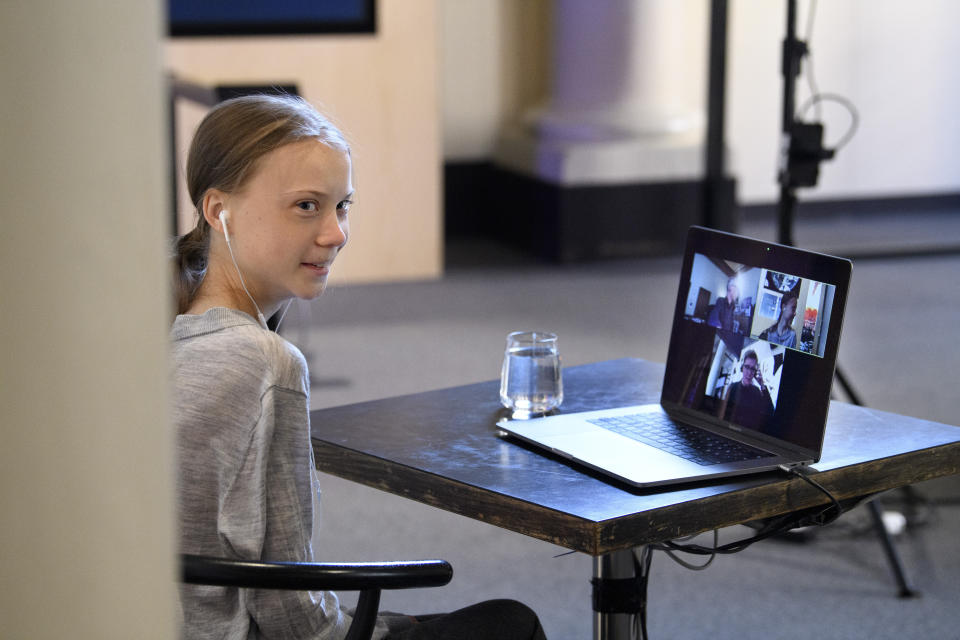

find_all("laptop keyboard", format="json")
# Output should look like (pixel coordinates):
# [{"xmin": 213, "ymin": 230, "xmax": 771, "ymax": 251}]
[{"xmin": 588, "ymin": 412, "xmax": 774, "ymax": 467}]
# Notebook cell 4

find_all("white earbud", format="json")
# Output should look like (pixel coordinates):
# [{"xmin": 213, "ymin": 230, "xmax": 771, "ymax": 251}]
[
  {"xmin": 219, "ymin": 210, "xmax": 231, "ymax": 243},
  {"xmin": 217, "ymin": 209, "xmax": 268, "ymax": 330}
]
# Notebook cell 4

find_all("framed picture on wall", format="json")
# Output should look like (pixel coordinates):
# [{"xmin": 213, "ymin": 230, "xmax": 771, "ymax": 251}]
[{"xmin": 168, "ymin": 0, "xmax": 376, "ymax": 37}]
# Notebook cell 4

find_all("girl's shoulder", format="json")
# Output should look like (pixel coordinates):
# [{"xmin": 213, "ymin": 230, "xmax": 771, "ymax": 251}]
[
  {"xmin": 172, "ymin": 308, "xmax": 308, "ymax": 395},
  {"xmin": 251, "ymin": 325, "xmax": 309, "ymax": 394}
]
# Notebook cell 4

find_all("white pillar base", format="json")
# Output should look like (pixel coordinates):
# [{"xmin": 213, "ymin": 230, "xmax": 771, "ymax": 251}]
[{"xmin": 495, "ymin": 124, "xmax": 706, "ymax": 186}]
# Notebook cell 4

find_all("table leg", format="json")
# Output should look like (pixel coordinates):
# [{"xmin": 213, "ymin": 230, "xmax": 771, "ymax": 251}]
[{"xmin": 593, "ymin": 548, "xmax": 639, "ymax": 640}]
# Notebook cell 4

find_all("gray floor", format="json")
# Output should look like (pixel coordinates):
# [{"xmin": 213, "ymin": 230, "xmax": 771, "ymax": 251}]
[{"xmin": 283, "ymin": 209, "xmax": 960, "ymax": 639}]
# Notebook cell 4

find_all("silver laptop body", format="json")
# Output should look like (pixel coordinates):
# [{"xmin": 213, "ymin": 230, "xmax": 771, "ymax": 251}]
[{"xmin": 499, "ymin": 226, "xmax": 852, "ymax": 488}]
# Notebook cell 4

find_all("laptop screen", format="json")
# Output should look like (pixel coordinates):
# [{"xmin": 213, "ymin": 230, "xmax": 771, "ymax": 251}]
[{"xmin": 661, "ymin": 227, "xmax": 851, "ymax": 456}]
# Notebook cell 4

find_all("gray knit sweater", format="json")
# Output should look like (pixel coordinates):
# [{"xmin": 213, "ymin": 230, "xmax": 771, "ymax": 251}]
[{"xmin": 172, "ymin": 308, "xmax": 388, "ymax": 639}]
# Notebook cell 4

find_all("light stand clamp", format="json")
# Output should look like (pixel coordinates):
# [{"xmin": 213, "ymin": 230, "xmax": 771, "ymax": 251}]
[{"xmin": 776, "ymin": 0, "xmax": 836, "ymax": 245}]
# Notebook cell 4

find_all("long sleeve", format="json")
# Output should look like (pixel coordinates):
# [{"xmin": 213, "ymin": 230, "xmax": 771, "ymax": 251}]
[
  {"xmin": 227, "ymin": 386, "xmax": 350, "ymax": 639},
  {"xmin": 174, "ymin": 309, "xmax": 361, "ymax": 639}
]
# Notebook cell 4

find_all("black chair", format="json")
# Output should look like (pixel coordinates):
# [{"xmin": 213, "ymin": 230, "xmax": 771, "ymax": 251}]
[{"xmin": 181, "ymin": 554, "xmax": 453, "ymax": 640}]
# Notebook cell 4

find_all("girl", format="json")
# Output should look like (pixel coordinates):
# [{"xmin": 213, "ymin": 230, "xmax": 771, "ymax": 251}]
[{"xmin": 171, "ymin": 94, "xmax": 545, "ymax": 640}]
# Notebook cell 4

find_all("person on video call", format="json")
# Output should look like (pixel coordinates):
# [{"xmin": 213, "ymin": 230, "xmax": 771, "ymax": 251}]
[
  {"xmin": 709, "ymin": 277, "xmax": 740, "ymax": 334},
  {"xmin": 759, "ymin": 292, "xmax": 798, "ymax": 349},
  {"xmin": 723, "ymin": 350, "xmax": 774, "ymax": 430}
]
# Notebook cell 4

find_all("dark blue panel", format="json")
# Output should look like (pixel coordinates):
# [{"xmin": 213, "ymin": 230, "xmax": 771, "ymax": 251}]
[{"xmin": 169, "ymin": 0, "xmax": 376, "ymax": 36}]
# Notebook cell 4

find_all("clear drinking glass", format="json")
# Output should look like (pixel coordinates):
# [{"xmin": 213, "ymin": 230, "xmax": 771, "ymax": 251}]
[{"xmin": 499, "ymin": 330, "xmax": 563, "ymax": 419}]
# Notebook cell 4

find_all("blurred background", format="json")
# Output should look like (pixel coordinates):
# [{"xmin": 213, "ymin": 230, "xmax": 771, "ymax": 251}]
[
  {"xmin": 3, "ymin": 1, "xmax": 958, "ymax": 637},
  {"xmin": 167, "ymin": 1, "xmax": 960, "ymax": 278}
]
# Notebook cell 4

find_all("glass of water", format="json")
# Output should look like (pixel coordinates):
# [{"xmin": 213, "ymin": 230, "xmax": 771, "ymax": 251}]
[{"xmin": 499, "ymin": 330, "xmax": 563, "ymax": 419}]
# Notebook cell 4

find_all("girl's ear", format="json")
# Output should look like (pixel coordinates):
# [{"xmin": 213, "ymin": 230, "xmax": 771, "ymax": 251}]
[{"xmin": 201, "ymin": 189, "xmax": 229, "ymax": 235}]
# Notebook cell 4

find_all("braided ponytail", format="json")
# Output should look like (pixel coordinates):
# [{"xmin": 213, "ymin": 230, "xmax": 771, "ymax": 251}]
[{"xmin": 172, "ymin": 219, "xmax": 210, "ymax": 315}]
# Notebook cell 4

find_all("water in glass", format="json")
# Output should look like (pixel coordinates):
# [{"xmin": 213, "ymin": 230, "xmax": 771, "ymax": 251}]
[{"xmin": 500, "ymin": 331, "xmax": 563, "ymax": 419}]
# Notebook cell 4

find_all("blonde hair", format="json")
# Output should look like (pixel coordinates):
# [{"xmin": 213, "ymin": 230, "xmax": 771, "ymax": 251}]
[{"xmin": 172, "ymin": 94, "xmax": 349, "ymax": 315}]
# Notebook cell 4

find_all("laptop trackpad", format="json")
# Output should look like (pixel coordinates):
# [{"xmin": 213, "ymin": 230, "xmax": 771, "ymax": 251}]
[{"xmin": 533, "ymin": 428, "xmax": 702, "ymax": 484}]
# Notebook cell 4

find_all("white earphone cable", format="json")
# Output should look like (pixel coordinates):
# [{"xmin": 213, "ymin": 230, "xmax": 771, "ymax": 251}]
[
  {"xmin": 275, "ymin": 299, "xmax": 294, "ymax": 332},
  {"xmin": 220, "ymin": 212, "xmax": 268, "ymax": 330}
]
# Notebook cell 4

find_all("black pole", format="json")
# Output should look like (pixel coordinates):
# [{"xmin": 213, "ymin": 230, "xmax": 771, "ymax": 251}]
[
  {"xmin": 704, "ymin": 0, "xmax": 731, "ymax": 231},
  {"xmin": 776, "ymin": 0, "xmax": 803, "ymax": 247},
  {"xmin": 774, "ymin": 3, "xmax": 916, "ymax": 596}
]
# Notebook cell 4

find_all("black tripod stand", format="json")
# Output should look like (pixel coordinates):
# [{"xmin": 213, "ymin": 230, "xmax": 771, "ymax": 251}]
[{"xmin": 776, "ymin": 0, "xmax": 918, "ymax": 598}]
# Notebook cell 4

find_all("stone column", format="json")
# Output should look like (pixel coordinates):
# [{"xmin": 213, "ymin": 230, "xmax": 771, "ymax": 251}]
[
  {"xmin": 1, "ymin": 1, "xmax": 175, "ymax": 635},
  {"xmin": 496, "ymin": 0, "xmax": 707, "ymax": 185}
]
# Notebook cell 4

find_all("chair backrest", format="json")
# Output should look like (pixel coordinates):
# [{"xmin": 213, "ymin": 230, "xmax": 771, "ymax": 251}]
[{"xmin": 180, "ymin": 554, "xmax": 453, "ymax": 640}]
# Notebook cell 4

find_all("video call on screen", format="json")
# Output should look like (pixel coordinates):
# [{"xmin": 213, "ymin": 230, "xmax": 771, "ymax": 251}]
[{"xmin": 664, "ymin": 252, "xmax": 839, "ymax": 450}]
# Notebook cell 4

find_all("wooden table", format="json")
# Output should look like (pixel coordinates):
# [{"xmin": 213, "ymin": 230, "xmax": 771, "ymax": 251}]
[{"xmin": 310, "ymin": 358, "xmax": 960, "ymax": 638}]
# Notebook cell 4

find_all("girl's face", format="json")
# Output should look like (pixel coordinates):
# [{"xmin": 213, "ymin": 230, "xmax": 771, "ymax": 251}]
[{"xmin": 221, "ymin": 139, "xmax": 353, "ymax": 311}]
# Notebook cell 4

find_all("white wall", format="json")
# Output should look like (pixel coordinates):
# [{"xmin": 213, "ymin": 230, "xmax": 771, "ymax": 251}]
[
  {"xmin": 728, "ymin": 0, "xmax": 960, "ymax": 202},
  {"xmin": 441, "ymin": 0, "xmax": 960, "ymax": 204},
  {"xmin": 440, "ymin": 1, "xmax": 507, "ymax": 159},
  {"xmin": 0, "ymin": 1, "xmax": 175, "ymax": 638},
  {"xmin": 440, "ymin": 0, "xmax": 550, "ymax": 160}
]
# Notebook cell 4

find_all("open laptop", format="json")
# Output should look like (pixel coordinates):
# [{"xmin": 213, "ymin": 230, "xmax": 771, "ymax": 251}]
[{"xmin": 498, "ymin": 226, "xmax": 852, "ymax": 488}]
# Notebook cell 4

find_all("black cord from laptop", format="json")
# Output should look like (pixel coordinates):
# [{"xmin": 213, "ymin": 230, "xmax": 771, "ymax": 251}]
[
  {"xmin": 780, "ymin": 464, "xmax": 844, "ymax": 525},
  {"xmin": 650, "ymin": 466, "xmax": 846, "ymax": 558},
  {"xmin": 660, "ymin": 529, "xmax": 719, "ymax": 570},
  {"xmin": 618, "ymin": 468, "xmax": 845, "ymax": 639},
  {"xmin": 623, "ymin": 532, "xmax": 717, "ymax": 640},
  {"xmin": 631, "ymin": 546, "xmax": 654, "ymax": 640}
]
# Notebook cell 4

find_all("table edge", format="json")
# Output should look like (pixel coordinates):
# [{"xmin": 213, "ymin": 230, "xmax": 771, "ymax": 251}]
[{"xmin": 313, "ymin": 438, "xmax": 960, "ymax": 556}]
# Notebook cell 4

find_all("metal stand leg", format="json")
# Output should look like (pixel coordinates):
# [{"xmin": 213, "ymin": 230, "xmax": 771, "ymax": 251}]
[
  {"xmin": 593, "ymin": 549, "xmax": 639, "ymax": 640},
  {"xmin": 835, "ymin": 364, "xmax": 918, "ymax": 597},
  {"xmin": 778, "ymin": 0, "xmax": 919, "ymax": 599},
  {"xmin": 867, "ymin": 499, "xmax": 920, "ymax": 598}
]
